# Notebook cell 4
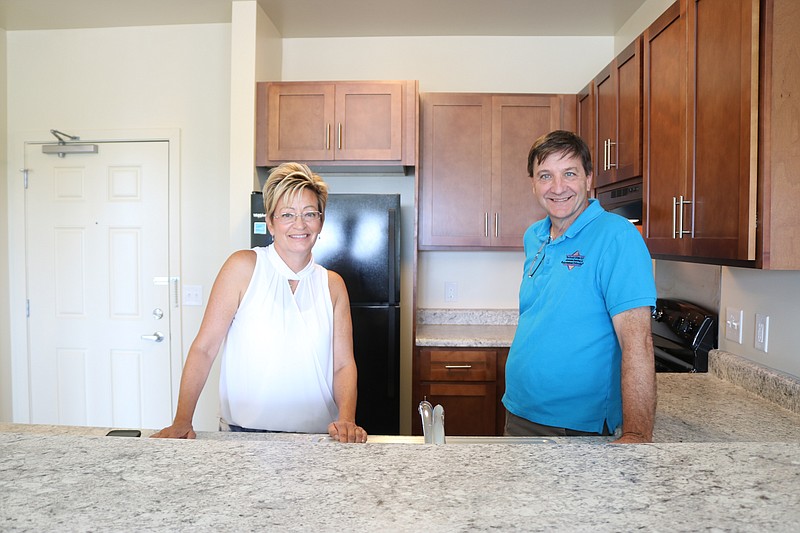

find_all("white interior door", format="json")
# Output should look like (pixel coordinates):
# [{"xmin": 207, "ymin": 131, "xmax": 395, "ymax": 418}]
[{"xmin": 24, "ymin": 140, "xmax": 175, "ymax": 429}]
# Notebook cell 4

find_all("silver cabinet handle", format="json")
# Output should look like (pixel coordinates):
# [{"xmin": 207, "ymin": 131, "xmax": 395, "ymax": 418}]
[
  {"xmin": 484, "ymin": 212, "xmax": 489, "ymax": 237},
  {"xmin": 672, "ymin": 196, "xmax": 678, "ymax": 238},
  {"xmin": 337, "ymin": 123, "xmax": 343, "ymax": 150},
  {"xmin": 326, "ymin": 123, "xmax": 330, "ymax": 150},
  {"xmin": 141, "ymin": 332, "xmax": 164, "ymax": 343},
  {"xmin": 678, "ymin": 195, "xmax": 693, "ymax": 238},
  {"xmin": 608, "ymin": 139, "xmax": 616, "ymax": 169},
  {"xmin": 444, "ymin": 364, "xmax": 473, "ymax": 369},
  {"xmin": 494, "ymin": 213, "xmax": 499, "ymax": 238}
]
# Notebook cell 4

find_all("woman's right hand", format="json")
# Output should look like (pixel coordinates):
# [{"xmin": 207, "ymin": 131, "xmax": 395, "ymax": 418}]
[{"xmin": 150, "ymin": 422, "xmax": 196, "ymax": 439}]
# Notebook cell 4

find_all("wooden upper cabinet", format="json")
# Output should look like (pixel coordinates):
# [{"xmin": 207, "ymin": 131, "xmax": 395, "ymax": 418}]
[
  {"xmin": 419, "ymin": 92, "xmax": 573, "ymax": 250},
  {"xmin": 758, "ymin": 0, "xmax": 800, "ymax": 269},
  {"xmin": 256, "ymin": 80, "xmax": 418, "ymax": 167},
  {"xmin": 577, "ymin": 82, "xmax": 595, "ymax": 164},
  {"xmin": 419, "ymin": 93, "xmax": 493, "ymax": 248},
  {"xmin": 643, "ymin": 0, "xmax": 758, "ymax": 261},
  {"xmin": 263, "ymin": 83, "xmax": 335, "ymax": 162},
  {"xmin": 595, "ymin": 37, "xmax": 643, "ymax": 188},
  {"xmin": 491, "ymin": 95, "xmax": 559, "ymax": 248},
  {"xmin": 643, "ymin": 1, "xmax": 690, "ymax": 257},
  {"xmin": 689, "ymin": 0, "xmax": 759, "ymax": 261}
]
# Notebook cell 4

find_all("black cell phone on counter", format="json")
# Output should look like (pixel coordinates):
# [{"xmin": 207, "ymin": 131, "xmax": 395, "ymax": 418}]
[{"xmin": 106, "ymin": 429, "xmax": 142, "ymax": 437}]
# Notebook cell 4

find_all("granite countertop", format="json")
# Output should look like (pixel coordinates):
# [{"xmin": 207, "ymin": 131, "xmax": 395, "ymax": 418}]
[
  {"xmin": 2, "ymin": 425, "xmax": 800, "ymax": 531},
  {"xmin": 3, "ymin": 368, "xmax": 800, "ymax": 530}
]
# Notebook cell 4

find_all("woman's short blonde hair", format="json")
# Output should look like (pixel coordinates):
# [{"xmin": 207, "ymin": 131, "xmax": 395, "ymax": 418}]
[{"xmin": 263, "ymin": 162, "xmax": 329, "ymax": 218}]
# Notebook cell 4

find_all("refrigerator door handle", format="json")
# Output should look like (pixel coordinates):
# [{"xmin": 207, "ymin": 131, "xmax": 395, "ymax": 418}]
[
  {"xmin": 387, "ymin": 207, "xmax": 398, "ymax": 305},
  {"xmin": 387, "ymin": 305, "xmax": 398, "ymax": 398}
]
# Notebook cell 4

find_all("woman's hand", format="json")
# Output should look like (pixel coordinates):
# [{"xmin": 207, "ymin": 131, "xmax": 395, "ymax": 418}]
[
  {"xmin": 328, "ymin": 420, "xmax": 367, "ymax": 443},
  {"xmin": 150, "ymin": 423, "xmax": 196, "ymax": 439}
]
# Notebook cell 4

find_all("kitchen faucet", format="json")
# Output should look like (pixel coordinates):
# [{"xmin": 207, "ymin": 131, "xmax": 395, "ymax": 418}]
[{"xmin": 418, "ymin": 399, "xmax": 445, "ymax": 444}]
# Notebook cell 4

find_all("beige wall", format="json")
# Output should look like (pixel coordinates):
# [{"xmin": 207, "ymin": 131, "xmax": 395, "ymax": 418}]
[
  {"xmin": 5, "ymin": 23, "xmax": 232, "ymax": 428},
  {"xmin": 0, "ymin": 27, "xmax": 10, "ymax": 422}
]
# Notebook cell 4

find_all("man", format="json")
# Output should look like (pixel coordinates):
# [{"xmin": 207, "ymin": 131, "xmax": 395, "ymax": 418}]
[{"xmin": 502, "ymin": 130, "xmax": 657, "ymax": 444}]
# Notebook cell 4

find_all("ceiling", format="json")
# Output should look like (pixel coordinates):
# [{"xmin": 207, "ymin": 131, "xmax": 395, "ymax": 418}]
[{"xmin": 0, "ymin": 0, "xmax": 649, "ymax": 37}]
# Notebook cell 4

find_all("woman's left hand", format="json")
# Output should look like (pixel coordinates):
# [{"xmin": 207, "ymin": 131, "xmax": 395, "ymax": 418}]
[{"xmin": 328, "ymin": 420, "xmax": 368, "ymax": 443}]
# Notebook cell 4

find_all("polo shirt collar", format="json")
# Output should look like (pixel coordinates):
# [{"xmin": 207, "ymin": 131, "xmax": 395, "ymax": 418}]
[{"xmin": 540, "ymin": 198, "xmax": 603, "ymax": 242}]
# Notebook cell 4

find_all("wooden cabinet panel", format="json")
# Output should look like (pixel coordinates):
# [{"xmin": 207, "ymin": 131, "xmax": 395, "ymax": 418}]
[
  {"xmin": 577, "ymin": 83, "xmax": 595, "ymax": 163},
  {"xmin": 264, "ymin": 83, "xmax": 335, "ymax": 162},
  {"xmin": 413, "ymin": 347, "xmax": 507, "ymax": 437},
  {"xmin": 643, "ymin": 1, "xmax": 691, "ymax": 256},
  {"xmin": 418, "ymin": 382, "xmax": 497, "ymax": 436},
  {"xmin": 335, "ymin": 82, "xmax": 403, "ymax": 161},
  {"xmin": 595, "ymin": 38, "xmax": 643, "ymax": 188},
  {"xmin": 643, "ymin": 0, "xmax": 758, "ymax": 261},
  {"xmin": 419, "ymin": 349, "xmax": 496, "ymax": 382},
  {"xmin": 256, "ymin": 80, "xmax": 417, "ymax": 167},
  {"xmin": 758, "ymin": 0, "xmax": 800, "ymax": 269},
  {"xmin": 689, "ymin": 0, "xmax": 758, "ymax": 260},
  {"xmin": 419, "ymin": 92, "xmax": 572, "ymax": 250},
  {"xmin": 419, "ymin": 93, "xmax": 492, "ymax": 247},
  {"xmin": 491, "ymin": 96, "xmax": 553, "ymax": 247}
]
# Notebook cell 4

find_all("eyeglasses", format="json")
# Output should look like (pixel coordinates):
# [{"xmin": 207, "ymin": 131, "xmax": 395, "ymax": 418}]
[
  {"xmin": 528, "ymin": 237, "xmax": 549, "ymax": 278},
  {"xmin": 273, "ymin": 211, "xmax": 323, "ymax": 224}
]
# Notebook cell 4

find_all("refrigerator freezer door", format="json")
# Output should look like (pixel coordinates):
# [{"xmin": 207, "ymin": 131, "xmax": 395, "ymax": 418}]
[
  {"xmin": 313, "ymin": 194, "xmax": 400, "ymax": 305},
  {"xmin": 351, "ymin": 305, "xmax": 400, "ymax": 435}
]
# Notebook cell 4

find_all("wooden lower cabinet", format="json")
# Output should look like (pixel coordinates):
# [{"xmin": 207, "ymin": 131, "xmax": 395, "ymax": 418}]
[{"xmin": 413, "ymin": 347, "xmax": 508, "ymax": 436}]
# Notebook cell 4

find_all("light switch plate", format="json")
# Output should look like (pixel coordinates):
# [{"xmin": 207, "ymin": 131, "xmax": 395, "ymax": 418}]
[
  {"xmin": 725, "ymin": 307, "xmax": 743, "ymax": 344},
  {"xmin": 182, "ymin": 285, "xmax": 203, "ymax": 306}
]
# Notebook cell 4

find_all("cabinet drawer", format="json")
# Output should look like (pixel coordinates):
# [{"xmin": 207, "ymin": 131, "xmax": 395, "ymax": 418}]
[{"xmin": 419, "ymin": 349, "xmax": 497, "ymax": 381}]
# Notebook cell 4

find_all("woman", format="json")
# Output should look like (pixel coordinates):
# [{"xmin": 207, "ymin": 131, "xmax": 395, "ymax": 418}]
[{"xmin": 152, "ymin": 162, "xmax": 367, "ymax": 443}]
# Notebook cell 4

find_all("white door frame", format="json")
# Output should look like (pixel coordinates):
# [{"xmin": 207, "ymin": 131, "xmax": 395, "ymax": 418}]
[{"xmin": 8, "ymin": 128, "xmax": 183, "ymax": 423}]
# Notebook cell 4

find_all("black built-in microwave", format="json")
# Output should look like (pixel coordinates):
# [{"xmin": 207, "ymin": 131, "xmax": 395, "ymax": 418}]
[{"xmin": 595, "ymin": 179, "xmax": 643, "ymax": 227}]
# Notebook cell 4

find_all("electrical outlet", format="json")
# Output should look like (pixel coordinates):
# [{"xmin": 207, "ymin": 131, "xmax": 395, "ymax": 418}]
[
  {"xmin": 444, "ymin": 281, "xmax": 458, "ymax": 303},
  {"xmin": 725, "ymin": 307, "xmax": 743, "ymax": 344},
  {"xmin": 755, "ymin": 314, "xmax": 769, "ymax": 352},
  {"xmin": 182, "ymin": 285, "xmax": 203, "ymax": 306}
]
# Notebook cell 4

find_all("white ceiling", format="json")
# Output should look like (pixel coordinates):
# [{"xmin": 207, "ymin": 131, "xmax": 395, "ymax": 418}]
[{"xmin": 0, "ymin": 0, "xmax": 648, "ymax": 37}]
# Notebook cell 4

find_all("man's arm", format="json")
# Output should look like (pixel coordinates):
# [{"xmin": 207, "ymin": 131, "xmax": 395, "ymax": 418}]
[{"xmin": 611, "ymin": 306, "xmax": 656, "ymax": 443}]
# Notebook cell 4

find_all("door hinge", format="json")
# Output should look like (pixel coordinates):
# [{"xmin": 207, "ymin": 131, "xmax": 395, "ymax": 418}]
[{"xmin": 21, "ymin": 168, "xmax": 29, "ymax": 189}]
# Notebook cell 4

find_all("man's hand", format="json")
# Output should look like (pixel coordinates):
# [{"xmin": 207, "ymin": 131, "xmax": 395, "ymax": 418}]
[{"xmin": 611, "ymin": 432, "xmax": 650, "ymax": 444}]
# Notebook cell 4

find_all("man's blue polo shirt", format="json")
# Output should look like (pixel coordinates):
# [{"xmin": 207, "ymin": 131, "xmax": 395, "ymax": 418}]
[{"xmin": 502, "ymin": 199, "xmax": 656, "ymax": 434}]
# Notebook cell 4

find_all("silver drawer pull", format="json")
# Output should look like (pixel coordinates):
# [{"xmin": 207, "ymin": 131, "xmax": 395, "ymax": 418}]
[{"xmin": 444, "ymin": 364, "xmax": 473, "ymax": 369}]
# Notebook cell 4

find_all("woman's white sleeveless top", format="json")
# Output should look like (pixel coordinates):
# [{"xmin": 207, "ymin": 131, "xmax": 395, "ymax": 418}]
[{"xmin": 219, "ymin": 245, "xmax": 337, "ymax": 432}]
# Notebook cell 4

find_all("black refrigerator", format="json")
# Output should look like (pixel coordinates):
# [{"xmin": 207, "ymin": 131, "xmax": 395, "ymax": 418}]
[{"xmin": 251, "ymin": 192, "xmax": 401, "ymax": 435}]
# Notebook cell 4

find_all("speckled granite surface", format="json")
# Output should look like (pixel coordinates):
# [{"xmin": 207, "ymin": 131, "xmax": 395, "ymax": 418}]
[
  {"xmin": 2, "ymin": 428, "xmax": 800, "ymax": 532},
  {"xmin": 3, "ymin": 368, "xmax": 800, "ymax": 530}
]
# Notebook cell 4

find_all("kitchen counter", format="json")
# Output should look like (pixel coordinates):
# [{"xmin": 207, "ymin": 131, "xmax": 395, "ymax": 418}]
[{"xmin": 2, "ymin": 424, "xmax": 800, "ymax": 531}]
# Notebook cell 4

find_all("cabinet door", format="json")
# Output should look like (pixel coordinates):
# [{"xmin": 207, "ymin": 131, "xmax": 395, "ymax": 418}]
[
  {"xmin": 615, "ymin": 38, "xmax": 643, "ymax": 182},
  {"xmin": 491, "ymin": 95, "xmax": 554, "ymax": 248},
  {"xmin": 689, "ymin": 0, "xmax": 758, "ymax": 260},
  {"xmin": 643, "ymin": 1, "xmax": 691, "ymax": 256},
  {"xmin": 418, "ymin": 382, "xmax": 497, "ymax": 436},
  {"xmin": 265, "ymin": 83, "xmax": 335, "ymax": 162},
  {"xmin": 595, "ymin": 38, "xmax": 642, "ymax": 188},
  {"xmin": 595, "ymin": 65, "xmax": 616, "ymax": 187},
  {"xmin": 419, "ymin": 93, "xmax": 492, "ymax": 248},
  {"xmin": 577, "ymin": 83, "xmax": 595, "ymax": 169},
  {"xmin": 335, "ymin": 82, "xmax": 403, "ymax": 161}
]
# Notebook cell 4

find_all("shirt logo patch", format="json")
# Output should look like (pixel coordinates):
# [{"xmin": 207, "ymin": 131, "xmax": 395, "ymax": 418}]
[{"xmin": 561, "ymin": 250, "xmax": 585, "ymax": 270}]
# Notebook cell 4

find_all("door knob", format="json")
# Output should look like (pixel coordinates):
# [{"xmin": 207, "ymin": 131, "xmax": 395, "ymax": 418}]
[{"xmin": 141, "ymin": 332, "xmax": 165, "ymax": 343}]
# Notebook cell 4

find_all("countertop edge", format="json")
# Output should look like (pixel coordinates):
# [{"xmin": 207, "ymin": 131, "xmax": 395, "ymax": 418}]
[{"xmin": 710, "ymin": 349, "xmax": 800, "ymax": 415}]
